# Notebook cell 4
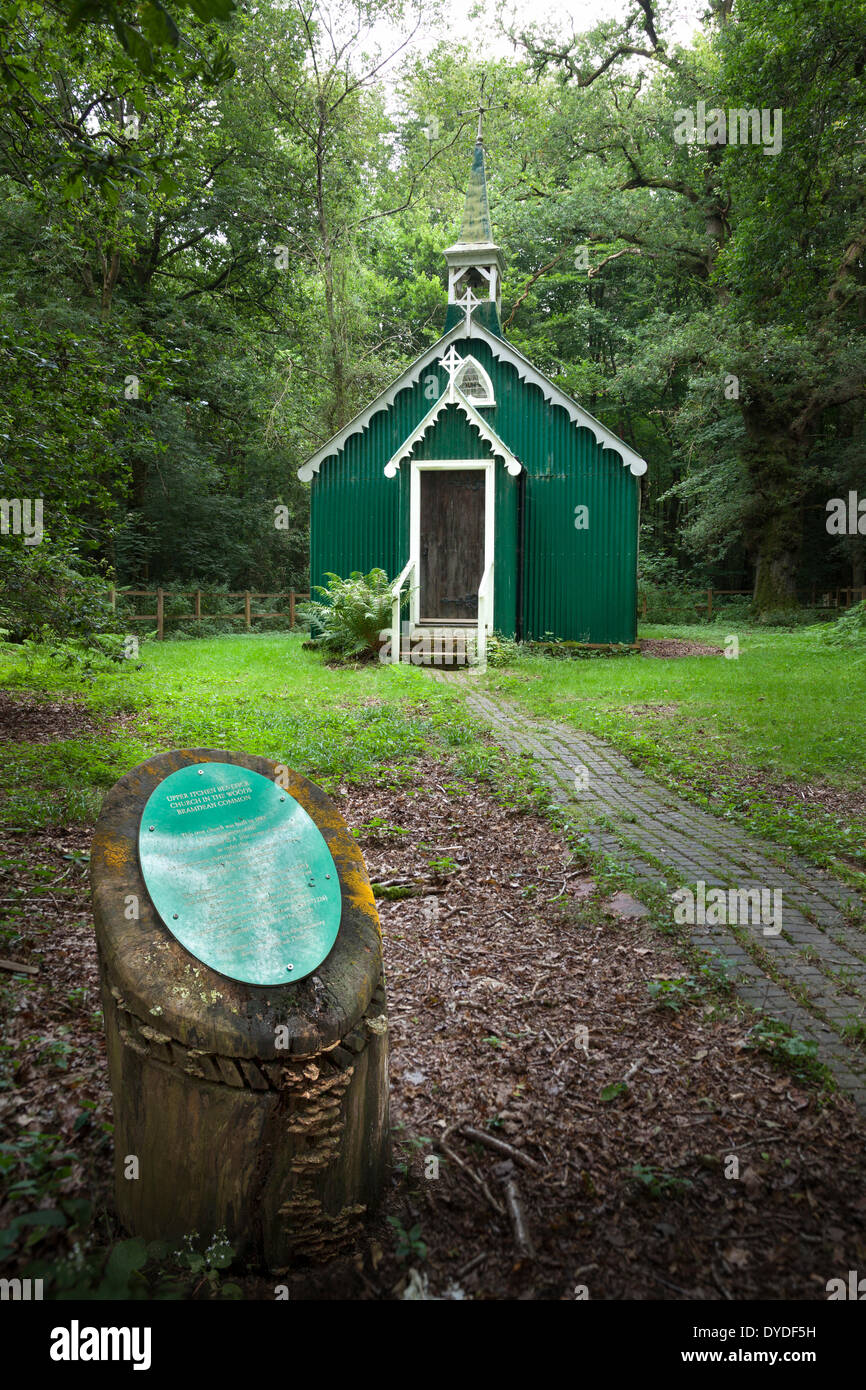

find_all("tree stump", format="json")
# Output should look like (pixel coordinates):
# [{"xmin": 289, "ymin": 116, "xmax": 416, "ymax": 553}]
[{"xmin": 90, "ymin": 748, "xmax": 389, "ymax": 1267}]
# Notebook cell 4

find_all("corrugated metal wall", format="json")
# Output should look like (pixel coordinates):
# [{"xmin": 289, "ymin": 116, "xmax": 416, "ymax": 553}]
[
  {"xmin": 309, "ymin": 337, "xmax": 639, "ymax": 643},
  {"xmin": 494, "ymin": 465, "xmax": 519, "ymax": 636}
]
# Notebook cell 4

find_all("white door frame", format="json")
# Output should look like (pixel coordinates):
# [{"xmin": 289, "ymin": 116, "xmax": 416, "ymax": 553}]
[{"xmin": 410, "ymin": 459, "xmax": 495, "ymax": 627}]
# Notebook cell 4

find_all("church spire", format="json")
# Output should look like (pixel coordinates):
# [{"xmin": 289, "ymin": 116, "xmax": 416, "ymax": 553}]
[
  {"xmin": 458, "ymin": 140, "xmax": 493, "ymax": 245},
  {"xmin": 443, "ymin": 136, "xmax": 506, "ymax": 336}
]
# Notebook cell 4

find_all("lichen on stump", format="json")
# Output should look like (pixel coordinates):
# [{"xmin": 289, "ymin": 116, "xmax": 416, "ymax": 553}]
[{"xmin": 91, "ymin": 748, "xmax": 390, "ymax": 1266}]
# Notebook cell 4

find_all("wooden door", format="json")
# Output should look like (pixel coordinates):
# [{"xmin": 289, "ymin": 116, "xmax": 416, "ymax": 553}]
[{"xmin": 419, "ymin": 469, "xmax": 485, "ymax": 620}]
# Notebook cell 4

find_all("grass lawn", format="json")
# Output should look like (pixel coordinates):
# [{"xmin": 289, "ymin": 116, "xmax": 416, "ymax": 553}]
[
  {"xmin": 1, "ymin": 625, "xmax": 863, "ymax": 870},
  {"xmin": 481, "ymin": 623, "xmax": 866, "ymax": 872},
  {"xmin": 0, "ymin": 634, "xmax": 505, "ymax": 834}
]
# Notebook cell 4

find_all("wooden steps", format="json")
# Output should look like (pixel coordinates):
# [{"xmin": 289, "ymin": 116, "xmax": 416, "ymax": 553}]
[{"xmin": 399, "ymin": 625, "xmax": 481, "ymax": 667}]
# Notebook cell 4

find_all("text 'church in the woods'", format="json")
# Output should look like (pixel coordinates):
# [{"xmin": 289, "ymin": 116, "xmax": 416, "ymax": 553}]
[{"xmin": 298, "ymin": 133, "xmax": 648, "ymax": 657}]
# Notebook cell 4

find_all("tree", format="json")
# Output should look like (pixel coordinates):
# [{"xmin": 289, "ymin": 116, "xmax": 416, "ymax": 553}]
[{"xmin": 509, "ymin": 0, "xmax": 866, "ymax": 609}]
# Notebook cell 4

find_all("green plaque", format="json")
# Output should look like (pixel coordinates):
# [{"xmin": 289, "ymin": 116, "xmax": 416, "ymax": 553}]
[{"xmin": 138, "ymin": 763, "xmax": 341, "ymax": 986}]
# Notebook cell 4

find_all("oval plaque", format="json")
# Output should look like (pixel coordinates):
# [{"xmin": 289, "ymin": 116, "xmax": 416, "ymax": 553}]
[{"xmin": 137, "ymin": 762, "xmax": 342, "ymax": 986}]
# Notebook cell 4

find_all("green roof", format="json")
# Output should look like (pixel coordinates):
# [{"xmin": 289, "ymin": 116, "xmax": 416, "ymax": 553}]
[{"xmin": 458, "ymin": 142, "xmax": 493, "ymax": 244}]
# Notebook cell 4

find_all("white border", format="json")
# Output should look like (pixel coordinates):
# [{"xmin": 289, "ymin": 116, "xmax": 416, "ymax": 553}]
[
  {"xmin": 455, "ymin": 354, "xmax": 495, "ymax": 406},
  {"xmin": 410, "ymin": 460, "xmax": 494, "ymax": 628},
  {"xmin": 298, "ymin": 320, "xmax": 648, "ymax": 480},
  {"xmin": 384, "ymin": 390, "xmax": 521, "ymax": 478}
]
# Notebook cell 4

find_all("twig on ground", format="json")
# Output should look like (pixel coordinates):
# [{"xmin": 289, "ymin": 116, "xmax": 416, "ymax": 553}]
[
  {"xmin": 0, "ymin": 958, "xmax": 39, "ymax": 975},
  {"xmin": 622, "ymin": 1056, "xmax": 646, "ymax": 1086},
  {"xmin": 459, "ymin": 1125, "xmax": 543, "ymax": 1172},
  {"xmin": 438, "ymin": 1141, "xmax": 505, "ymax": 1217},
  {"xmin": 503, "ymin": 1177, "xmax": 535, "ymax": 1259},
  {"xmin": 456, "ymin": 1251, "xmax": 487, "ymax": 1278}
]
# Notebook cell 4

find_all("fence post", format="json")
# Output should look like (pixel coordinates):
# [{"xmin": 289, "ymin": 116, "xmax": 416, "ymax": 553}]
[
  {"xmin": 290, "ymin": 590, "xmax": 296, "ymax": 630},
  {"xmin": 707, "ymin": 588, "xmax": 713, "ymax": 621},
  {"xmin": 195, "ymin": 590, "xmax": 201, "ymax": 623},
  {"xmin": 244, "ymin": 591, "xmax": 251, "ymax": 630},
  {"xmin": 109, "ymin": 584, "xmax": 116, "ymax": 612},
  {"xmin": 156, "ymin": 588, "xmax": 164, "ymax": 641}
]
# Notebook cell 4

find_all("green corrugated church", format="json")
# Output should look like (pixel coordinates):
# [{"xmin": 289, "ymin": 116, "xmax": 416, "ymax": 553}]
[{"xmin": 298, "ymin": 135, "xmax": 648, "ymax": 662}]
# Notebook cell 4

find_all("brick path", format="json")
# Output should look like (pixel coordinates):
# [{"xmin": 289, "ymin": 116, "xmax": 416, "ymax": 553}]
[{"xmin": 437, "ymin": 679, "xmax": 866, "ymax": 1109}]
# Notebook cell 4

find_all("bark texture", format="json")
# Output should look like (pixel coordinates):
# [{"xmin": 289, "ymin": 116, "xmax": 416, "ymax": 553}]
[{"xmin": 91, "ymin": 748, "xmax": 389, "ymax": 1266}]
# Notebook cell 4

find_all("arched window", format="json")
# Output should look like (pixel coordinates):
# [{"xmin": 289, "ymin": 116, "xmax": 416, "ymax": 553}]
[{"xmin": 454, "ymin": 355, "xmax": 495, "ymax": 407}]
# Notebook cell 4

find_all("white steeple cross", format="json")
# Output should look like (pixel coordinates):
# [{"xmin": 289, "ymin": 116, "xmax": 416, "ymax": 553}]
[{"xmin": 455, "ymin": 286, "xmax": 481, "ymax": 329}]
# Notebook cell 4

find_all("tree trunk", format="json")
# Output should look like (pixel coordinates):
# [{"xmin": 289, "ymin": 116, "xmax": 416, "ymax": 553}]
[
  {"xmin": 740, "ymin": 402, "xmax": 805, "ymax": 612},
  {"xmin": 92, "ymin": 750, "xmax": 390, "ymax": 1265},
  {"xmin": 752, "ymin": 516, "xmax": 800, "ymax": 611},
  {"xmin": 101, "ymin": 249, "xmax": 121, "ymax": 322}
]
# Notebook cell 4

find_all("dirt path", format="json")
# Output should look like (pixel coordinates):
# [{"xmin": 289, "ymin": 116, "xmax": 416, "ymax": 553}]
[{"xmin": 443, "ymin": 681, "xmax": 866, "ymax": 1112}]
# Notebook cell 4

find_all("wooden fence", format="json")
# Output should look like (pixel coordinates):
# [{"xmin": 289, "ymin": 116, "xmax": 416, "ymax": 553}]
[
  {"xmin": 109, "ymin": 588, "xmax": 310, "ymax": 641},
  {"xmin": 639, "ymin": 586, "xmax": 866, "ymax": 620}
]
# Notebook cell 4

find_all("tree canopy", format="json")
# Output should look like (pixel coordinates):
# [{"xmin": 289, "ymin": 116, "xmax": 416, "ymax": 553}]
[{"xmin": 0, "ymin": 0, "xmax": 863, "ymax": 614}]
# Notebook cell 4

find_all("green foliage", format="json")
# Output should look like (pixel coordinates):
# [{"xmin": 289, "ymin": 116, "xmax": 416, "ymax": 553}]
[
  {"xmin": 511, "ymin": 0, "xmax": 866, "ymax": 610},
  {"xmin": 818, "ymin": 601, "xmax": 866, "ymax": 649},
  {"xmin": 0, "ymin": 544, "xmax": 123, "ymax": 662},
  {"xmin": 298, "ymin": 569, "xmax": 406, "ymax": 661},
  {"xmin": 0, "ymin": 1128, "xmax": 241, "ymax": 1297},
  {"xmin": 522, "ymin": 639, "xmax": 636, "ymax": 660},
  {"xmin": 351, "ymin": 816, "xmax": 411, "ymax": 840},
  {"xmin": 647, "ymin": 964, "xmax": 732, "ymax": 1012},
  {"xmin": 0, "ymin": 1132, "xmax": 85, "ymax": 1253},
  {"xmin": 630, "ymin": 1164, "xmax": 694, "ymax": 1199},
  {"xmin": 639, "ymin": 583, "xmax": 707, "ymax": 625},
  {"xmin": 168, "ymin": 1229, "xmax": 242, "ymax": 1298},
  {"xmin": 638, "ymin": 529, "xmax": 721, "ymax": 623},
  {"xmin": 371, "ymin": 882, "xmax": 416, "ymax": 900},
  {"xmin": 600, "ymin": 1081, "xmax": 628, "ymax": 1102},
  {"xmin": 427, "ymin": 855, "xmax": 459, "ymax": 875},
  {"xmin": 391, "ymin": 1129, "xmax": 434, "ymax": 1178},
  {"xmin": 0, "ymin": 0, "xmax": 861, "ymax": 620},
  {"xmin": 0, "ymin": 736, "xmax": 143, "ymax": 831},
  {"xmin": 0, "ymin": 631, "xmax": 483, "ymax": 796},
  {"xmin": 387, "ymin": 1215, "xmax": 427, "ymax": 1262},
  {"xmin": 744, "ymin": 1018, "xmax": 826, "ymax": 1085},
  {"xmin": 485, "ymin": 632, "xmax": 521, "ymax": 667},
  {"xmin": 758, "ymin": 608, "xmax": 829, "ymax": 629},
  {"xmin": 63, "ymin": 0, "xmax": 238, "ymax": 84},
  {"xmin": 23, "ymin": 1228, "xmax": 241, "ymax": 1300}
]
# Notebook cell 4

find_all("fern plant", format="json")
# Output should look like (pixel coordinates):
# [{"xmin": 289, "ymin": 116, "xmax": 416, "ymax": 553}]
[
  {"xmin": 819, "ymin": 599, "xmax": 866, "ymax": 648},
  {"xmin": 297, "ymin": 569, "xmax": 409, "ymax": 660}
]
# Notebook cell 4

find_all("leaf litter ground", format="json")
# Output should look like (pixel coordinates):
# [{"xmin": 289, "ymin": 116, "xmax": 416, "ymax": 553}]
[{"xmin": 1, "ymin": 703, "xmax": 864, "ymax": 1300}]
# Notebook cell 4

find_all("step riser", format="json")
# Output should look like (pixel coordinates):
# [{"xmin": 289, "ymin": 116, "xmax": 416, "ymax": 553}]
[{"xmin": 398, "ymin": 629, "xmax": 480, "ymax": 668}]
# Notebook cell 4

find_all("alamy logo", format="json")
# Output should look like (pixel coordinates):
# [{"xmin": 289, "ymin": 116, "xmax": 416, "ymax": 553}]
[
  {"xmin": 49, "ymin": 1321, "xmax": 152, "ymax": 1371},
  {"xmin": 673, "ymin": 101, "xmax": 782, "ymax": 156},
  {"xmin": 672, "ymin": 880, "xmax": 782, "ymax": 935},
  {"xmin": 0, "ymin": 1277, "xmax": 43, "ymax": 1300},
  {"xmin": 826, "ymin": 1270, "xmax": 866, "ymax": 1300},
  {"xmin": 825, "ymin": 492, "xmax": 866, "ymax": 535},
  {"xmin": 0, "ymin": 497, "xmax": 43, "ymax": 545}
]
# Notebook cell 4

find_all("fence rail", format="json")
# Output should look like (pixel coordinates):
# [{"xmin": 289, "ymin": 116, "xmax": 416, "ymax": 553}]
[
  {"xmin": 639, "ymin": 586, "xmax": 865, "ymax": 620},
  {"xmin": 109, "ymin": 588, "xmax": 310, "ymax": 641}
]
